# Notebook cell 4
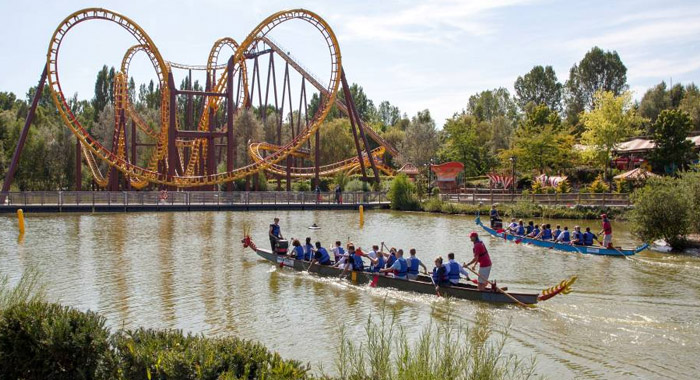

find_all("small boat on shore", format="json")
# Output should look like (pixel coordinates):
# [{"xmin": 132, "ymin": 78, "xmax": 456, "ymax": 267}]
[
  {"xmin": 476, "ymin": 216, "xmax": 648, "ymax": 257},
  {"xmin": 242, "ymin": 236, "xmax": 576, "ymax": 305}
]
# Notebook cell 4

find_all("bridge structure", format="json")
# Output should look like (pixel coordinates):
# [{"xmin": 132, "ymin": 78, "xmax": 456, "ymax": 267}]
[{"xmin": 1, "ymin": 8, "xmax": 399, "ymax": 195}]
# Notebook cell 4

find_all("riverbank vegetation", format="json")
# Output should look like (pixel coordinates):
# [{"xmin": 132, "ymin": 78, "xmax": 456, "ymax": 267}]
[
  {"xmin": 629, "ymin": 171, "xmax": 700, "ymax": 250},
  {"xmin": 0, "ymin": 271, "xmax": 535, "ymax": 379}
]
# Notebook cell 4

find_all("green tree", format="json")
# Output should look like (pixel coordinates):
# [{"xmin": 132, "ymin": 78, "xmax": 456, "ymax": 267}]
[
  {"xmin": 580, "ymin": 91, "xmax": 644, "ymax": 180},
  {"xmin": 376, "ymin": 100, "xmax": 401, "ymax": 129},
  {"xmin": 310, "ymin": 118, "xmax": 355, "ymax": 166},
  {"xmin": 438, "ymin": 114, "xmax": 496, "ymax": 176},
  {"xmin": 92, "ymin": 65, "xmax": 115, "ymax": 121},
  {"xmin": 638, "ymin": 82, "xmax": 685, "ymax": 130},
  {"xmin": 679, "ymin": 84, "xmax": 700, "ymax": 130},
  {"xmin": 403, "ymin": 110, "xmax": 439, "ymax": 166},
  {"xmin": 467, "ymin": 88, "xmax": 519, "ymax": 123},
  {"xmin": 630, "ymin": 177, "xmax": 691, "ymax": 250},
  {"xmin": 502, "ymin": 104, "xmax": 576, "ymax": 173},
  {"xmin": 514, "ymin": 65, "xmax": 563, "ymax": 112},
  {"xmin": 649, "ymin": 109, "xmax": 696, "ymax": 173},
  {"xmin": 565, "ymin": 47, "xmax": 628, "ymax": 128}
]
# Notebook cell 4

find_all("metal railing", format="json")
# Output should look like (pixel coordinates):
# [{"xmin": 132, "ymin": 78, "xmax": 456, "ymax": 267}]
[
  {"xmin": 0, "ymin": 191, "xmax": 388, "ymax": 208},
  {"xmin": 440, "ymin": 190, "xmax": 630, "ymax": 207}
]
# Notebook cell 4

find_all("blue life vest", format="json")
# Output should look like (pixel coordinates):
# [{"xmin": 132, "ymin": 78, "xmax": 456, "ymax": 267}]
[
  {"xmin": 270, "ymin": 224, "xmax": 281, "ymax": 238},
  {"xmin": 432, "ymin": 266, "xmax": 447, "ymax": 283},
  {"xmin": 335, "ymin": 247, "xmax": 345, "ymax": 260},
  {"xmin": 372, "ymin": 256, "xmax": 386, "ymax": 272},
  {"xmin": 531, "ymin": 227, "xmax": 540, "ymax": 237},
  {"xmin": 304, "ymin": 244, "xmax": 314, "ymax": 261},
  {"xmin": 572, "ymin": 231, "xmax": 583, "ymax": 243},
  {"xmin": 560, "ymin": 231, "xmax": 570, "ymax": 242},
  {"xmin": 516, "ymin": 225, "xmax": 525, "ymax": 235},
  {"xmin": 553, "ymin": 229, "xmax": 561, "ymax": 239},
  {"xmin": 352, "ymin": 253, "xmax": 364, "ymax": 271},
  {"xmin": 395, "ymin": 257, "xmax": 408, "ymax": 277},
  {"xmin": 583, "ymin": 232, "xmax": 594, "ymax": 246},
  {"xmin": 387, "ymin": 254, "xmax": 396, "ymax": 268},
  {"xmin": 490, "ymin": 209, "xmax": 498, "ymax": 218},
  {"xmin": 294, "ymin": 245, "xmax": 304, "ymax": 260},
  {"xmin": 447, "ymin": 261, "xmax": 461, "ymax": 281},
  {"xmin": 542, "ymin": 228, "xmax": 552, "ymax": 240},
  {"xmin": 408, "ymin": 257, "xmax": 421, "ymax": 275},
  {"xmin": 526, "ymin": 225, "xmax": 533, "ymax": 234},
  {"xmin": 318, "ymin": 247, "xmax": 331, "ymax": 264}
]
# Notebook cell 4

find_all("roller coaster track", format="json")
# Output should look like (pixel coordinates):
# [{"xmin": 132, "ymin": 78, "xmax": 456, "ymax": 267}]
[{"xmin": 46, "ymin": 8, "xmax": 343, "ymax": 187}]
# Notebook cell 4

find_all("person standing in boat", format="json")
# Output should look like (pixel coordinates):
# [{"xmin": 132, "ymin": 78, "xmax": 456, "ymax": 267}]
[
  {"xmin": 269, "ymin": 217, "xmax": 283, "ymax": 252},
  {"xmin": 312, "ymin": 241, "xmax": 332, "ymax": 265},
  {"xmin": 445, "ymin": 252, "xmax": 471, "ymax": 285},
  {"xmin": 465, "ymin": 232, "xmax": 492, "ymax": 291},
  {"xmin": 406, "ymin": 248, "xmax": 428, "ymax": 280},
  {"xmin": 489, "ymin": 204, "xmax": 502, "ymax": 228},
  {"xmin": 599, "ymin": 214, "xmax": 613, "ymax": 249},
  {"xmin": 380, "ymin": 249, "xmax": 408, "ymax": 279},
  {"xmin": 304, "ymin": 237, "xmax": 314, "ymax": 261}
]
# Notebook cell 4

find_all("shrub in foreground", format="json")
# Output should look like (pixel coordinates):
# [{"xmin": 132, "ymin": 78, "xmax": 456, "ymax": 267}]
[{"xmin": 0, "ymin": 301, "xmax": 114, "ymax": 379}]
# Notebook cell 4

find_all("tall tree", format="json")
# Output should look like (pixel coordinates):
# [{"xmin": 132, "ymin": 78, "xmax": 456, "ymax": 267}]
[
  {"xmin": 580, "ymin": 91, "xmax": 644, "ymax": 179},
  {"xmin": 92, "ymin": 65, "xmax": 113, "ymax": 120},
  {"xmin": 649, "ymin": 109, "xmax": 696, "ymax": 173},
  {"xmin": 467, "ymin": 88, "xmax": 519, "ymax": 123},
  {"xmin": 310, "ymin": 118, "xmax": 355, "ymax": 166},
  {"xmin": 376, "ymin": 100, "xmax": 401, "ymax": 129},
  {"xmin": 679, "ymin": 84, "xmax": 700, "ymax": 131},
  {"xmin": 501, "ymin": 104, "xmax": 576, "ymax": 174},
  {"xmin": 403, "ymin": 110, "xmax": 439, "ymax": 166},
  {"xmin": 514, "ymin": 65, "xmax": 563, "ymax": 112},
  {"xmin": 438, "ymin": 113, "xmax": 496, "ymax": 176},
  {"xmin": 565, "ymin": 47, "xmax": 628, "ymax": 129}
]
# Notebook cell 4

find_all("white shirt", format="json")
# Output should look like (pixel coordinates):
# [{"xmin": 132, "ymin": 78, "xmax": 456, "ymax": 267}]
[{"xmin": 367, "ymin": 250, "xmax": 378, "ymax": 260}]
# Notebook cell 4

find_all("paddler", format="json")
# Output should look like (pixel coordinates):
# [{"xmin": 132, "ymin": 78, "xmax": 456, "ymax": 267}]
[
  {"xmin": 464, "ymin": 232, "xmax": 492, "ymax": 291},
  {"xmin": 445, "ymin": 252, "xmax": 471, "ymax": 285},
  {"xmin": 304, "ymin": 237, "xmax": 314, "ymax": 261},
  {"xmin": 332, "ymin": 241, "xmax": 345, "ymax": 263},
  {"xmin": 406, "ymin": 248, "xmax": 428, "ymax": 280},
  {"xmin": 311, "ymin": 241, "xmax": 332, "ymax": 265},
  {"xmin": 380, "ymin": 249, "xmax": 408, "ymax": 280},
  {"xmin": 368, "ymin": 245, "xmax": 386, "ymax": 272},
  {"xmin": 599, "ymin": 214, "xmax": 613, "ymax": 249},
  {"xmin": 507, "ymin": 218, "xmax": 519, "ymax": 234},
  {"xmin": 431, "ymin": 256, "xmax": 449, "ymax": 291},
  {"xmin": 489, "ymin": 204, "xmax": 502, "ymax": 228},
  {"xmin": 269, "ymin": 217, "xmax": 283, "ymax": 252},
  {"xmin": 291, "ymin": 239, "xmax": 305, "ymax": 260}
]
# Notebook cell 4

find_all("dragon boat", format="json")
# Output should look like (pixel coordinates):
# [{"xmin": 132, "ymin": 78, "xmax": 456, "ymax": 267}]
[
  {"xmin": 476, "ymin": 216, "xmax": 648, "ymax": 256},
  {"xmin": 241, "ymin": 235, "xmax": 576, "ymax": 305}
]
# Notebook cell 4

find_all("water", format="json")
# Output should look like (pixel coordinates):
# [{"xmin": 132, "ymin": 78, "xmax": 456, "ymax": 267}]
[{"xmin": 1, "ymin": 210, "xmax": 699, "ymax": 379}]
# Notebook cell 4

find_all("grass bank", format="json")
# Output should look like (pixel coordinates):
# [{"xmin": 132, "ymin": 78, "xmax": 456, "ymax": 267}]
[{"xmin": 420, "ymin": 198, "xmax": 628, "ymax": 220}]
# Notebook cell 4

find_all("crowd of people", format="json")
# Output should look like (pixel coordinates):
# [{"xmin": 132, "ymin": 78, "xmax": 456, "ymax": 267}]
[
  {"xmin": 490, "ymin": 206, "xmax": 615, "ymax": 248},
  {"xmin": 268, "ymin": 218, "xmax": 493, "ymax": 291}
]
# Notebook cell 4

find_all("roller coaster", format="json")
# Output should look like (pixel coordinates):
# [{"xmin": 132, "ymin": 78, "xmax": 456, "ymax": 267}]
[{"xmin": 2, "ymin": 8, "xmax": 399, "ymax": 192}]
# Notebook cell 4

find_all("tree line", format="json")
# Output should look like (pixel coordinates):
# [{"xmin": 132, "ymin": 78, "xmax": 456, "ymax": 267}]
[{"xmin": 1, "ymin": 46, "xmax": 699, "ymax": 191}]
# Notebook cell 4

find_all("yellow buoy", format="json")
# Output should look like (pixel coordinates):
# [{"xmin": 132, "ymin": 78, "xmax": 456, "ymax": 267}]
[
  {"xmin": 359, "ymin": 205, "xmax": 364, "ymax": 226},
  {"xmin": 17, "ymin": 209, "xmax": 25, "ymax": 235}
]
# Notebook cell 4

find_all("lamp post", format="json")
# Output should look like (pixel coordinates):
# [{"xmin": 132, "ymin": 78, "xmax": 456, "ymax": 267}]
[
  {"xmin": 509, "ymin": 156, "xmax": 516, "ymax": 201},
  {"xmin": 427, "ymin": 159, "xmax": 434, "ymax": 197}
]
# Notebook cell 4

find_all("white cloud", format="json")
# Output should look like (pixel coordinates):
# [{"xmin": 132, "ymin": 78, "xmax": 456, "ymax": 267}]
[{"xmin": 339, "ymin": 0, "xmax": 537, "ymax": 43}]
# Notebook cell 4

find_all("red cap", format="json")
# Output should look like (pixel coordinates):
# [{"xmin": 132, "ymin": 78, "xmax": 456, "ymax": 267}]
[
  {"xmin": 600, "ymin": 214, "xmax": 607, "ymax": 218},
  {"xmin": 469, "ymin": 231, "xmax": 478, "ymax": 238}
]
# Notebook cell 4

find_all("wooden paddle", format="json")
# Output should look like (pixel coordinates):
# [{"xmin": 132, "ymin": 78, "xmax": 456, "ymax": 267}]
[
  {"xmin": 463, "ymin": 265, "xmax": 534, "ymax": 308},
  {"xmin": 429, "ymin": 272, "xmax": 442, "ymax": 297}
]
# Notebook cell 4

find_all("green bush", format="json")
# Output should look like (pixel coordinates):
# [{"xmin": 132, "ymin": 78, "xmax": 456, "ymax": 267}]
[
  {"xmin": 630, "ymin": 177, "xmax": 692, "ymax": 250},
  {"xmin": 345, "ymin": 179, "xmax": 369, "ymax": 192},
  {"xmin": 422, "ymin": 198, "xmax": 445, "ymax": 212},
  {"xmin": 0, "ymin": 302, "xmax": 115, "ymax": 379},
  {"xmin": 387, "ymin": 173, "xmax": 420, "ymax": 211},
  {"xmin": 256, "ymin": 172, "xmax": 268, "ymax": 191},
  {"xmin": 431, "ymin": 186, "xmax": 440, "ymax": 196},
  {"xmin": 333, "ymin": 172, "xmax": 350, "ymax": 191},
  {"xmin": 111, "ymin": 328, "xmax": 309, "ymax": 380},
  {"xmin": 614, "ymin": 178, "xmax": 631, "ymax": 194},
  {"xmin": 531, "ymin": 181, "xmax": 544, "ymax": 194},
  {"xmin": 293, "ymin": 181, "xmax": 311, "ymax": 192},
  {"xmin": 0, "ymin": 268, "xmax": 45, "ymax": 312},
  {"xmin": 587, "ymin": 175, "xmax": 610, "ymax": 193},
  {"xmin": 556, "ymin": 180, "xmax": 571, "ymax": 193}
]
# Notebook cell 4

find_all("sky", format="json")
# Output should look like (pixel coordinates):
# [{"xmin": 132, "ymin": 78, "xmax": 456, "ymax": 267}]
[{"xmin": 1, "ymin": 0, "xmax": 700, "ymax": 127}]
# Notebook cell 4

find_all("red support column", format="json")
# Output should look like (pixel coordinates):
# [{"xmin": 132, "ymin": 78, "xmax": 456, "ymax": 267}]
[
  {"xmin": 2, "ymin": 67, "xmax": 47, "ymax": 196},
  {"xmin": 341, "ymin": 71, "xmax": 368, "ymax": 181}
]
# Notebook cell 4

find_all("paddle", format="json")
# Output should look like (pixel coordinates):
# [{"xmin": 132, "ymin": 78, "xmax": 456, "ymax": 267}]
[
  {"xmin": 463, "ymin": 265, "xmax": 533, "ymax": 308},
  {"xmin": 429, "ymin": 272, "xmax": 442, "ymax": 297}
]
